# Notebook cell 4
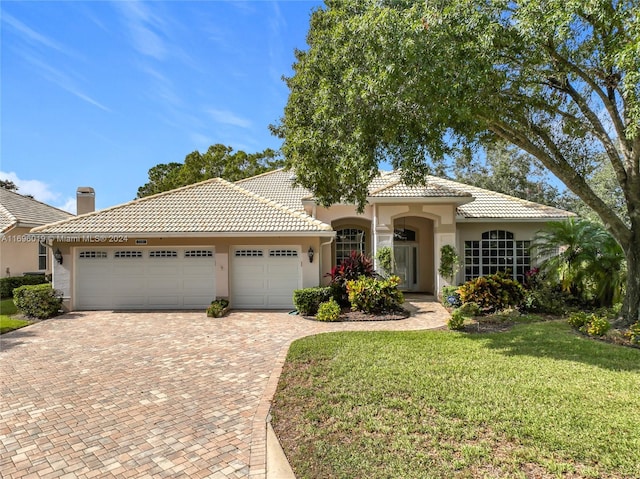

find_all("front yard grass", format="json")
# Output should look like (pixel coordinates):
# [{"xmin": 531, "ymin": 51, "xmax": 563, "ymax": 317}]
[
  {"xmin": 0, "ymin": 298, "xmax": 29, "ymax": 334},
  {"xmin": 271, "ymin": 321, "xmax": 640, "ymax": 479}
]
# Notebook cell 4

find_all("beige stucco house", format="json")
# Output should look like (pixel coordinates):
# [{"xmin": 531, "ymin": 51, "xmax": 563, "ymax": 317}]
[
  {"xmin": 32, "ymin": 170, "xmax": 573, "ymax": 311},
  {"xmin": 1, "ymin": 188, "xmax": 73, "ymax": 278}
]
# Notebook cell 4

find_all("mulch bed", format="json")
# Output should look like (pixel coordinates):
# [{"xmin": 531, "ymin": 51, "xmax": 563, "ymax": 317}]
[{"xmin": 302, "ymin": 307, "xmax": 411, "ymax": 322}]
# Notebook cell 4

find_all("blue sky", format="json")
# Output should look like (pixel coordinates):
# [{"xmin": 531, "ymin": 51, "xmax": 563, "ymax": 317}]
[{"xmin": 1, "ymin": 0, "xmax": 323, "ymax": 212}]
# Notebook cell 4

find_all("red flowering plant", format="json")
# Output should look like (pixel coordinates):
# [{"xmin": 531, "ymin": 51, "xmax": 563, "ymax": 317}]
[{"xmin": 327, "ymin": 251, "xmax": 376, "ymax": 306}]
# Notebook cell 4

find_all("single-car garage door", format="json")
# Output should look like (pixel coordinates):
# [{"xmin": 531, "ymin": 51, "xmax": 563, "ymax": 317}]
[
  {"xmin": 230, "ymin": 246, "xmax": 301, "ymax": 309},
  {"xmin": 75, "ymin": 247, "xmax": 215, "ymax": 310}
]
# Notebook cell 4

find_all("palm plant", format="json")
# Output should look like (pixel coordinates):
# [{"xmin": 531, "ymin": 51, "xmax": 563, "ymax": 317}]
[{"xmin": 531, "ymin": 219, "xmax": 625, "ymax": 307}]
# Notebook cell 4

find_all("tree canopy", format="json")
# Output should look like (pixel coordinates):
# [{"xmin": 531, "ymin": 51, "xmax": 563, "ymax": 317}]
[
  {"xmin": 452, "ymin": 142, "xmax": 562, "ymax": 207},
  {"xmin": 137, "ymin": 144, "xmax": 283, "ymax": 198},
  {"xmin": 273, "ymin": 0, "xmax": 639, "ymax": 324},
  {"xmin": 0, "ymin": 179, "xmax": 18, "ymax": 191}
]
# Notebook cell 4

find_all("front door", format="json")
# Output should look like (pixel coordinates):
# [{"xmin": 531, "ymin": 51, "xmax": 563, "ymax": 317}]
[{"xmin": 393, "ymin": 244, "xmax": 418, "ymax": 291}]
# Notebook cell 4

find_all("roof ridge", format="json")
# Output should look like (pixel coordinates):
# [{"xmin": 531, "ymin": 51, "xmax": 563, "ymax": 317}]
[
  {"xmin": 368, "ymin": 178, "xmax": 402, "ymax": 195},
  {"xmin": 234, "ymin": 167, "xmax": 287, "ymax": 184},
  {"xmin": 220, "ymin": 178, "xmax": 331, "ymax": 229}
]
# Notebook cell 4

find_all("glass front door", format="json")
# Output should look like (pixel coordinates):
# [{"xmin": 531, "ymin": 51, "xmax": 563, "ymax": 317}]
[{"xmin": 393, "ymin": 244, "xmax": 418, "ymax": 291}]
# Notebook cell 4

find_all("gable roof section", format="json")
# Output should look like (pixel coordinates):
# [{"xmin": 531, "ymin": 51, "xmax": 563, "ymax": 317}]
[
  {"xmin": 0, "ymin": 188, "xmax": 73, "ymax": 233},
  {"xmin": 32, "ymin": 177, "xmax": 333, "ymax": 236}
]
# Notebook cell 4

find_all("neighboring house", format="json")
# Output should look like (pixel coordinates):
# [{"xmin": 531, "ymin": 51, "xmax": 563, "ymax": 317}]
[
  {"xmin": 32, "ymin": 170, "xmax": 573, "ymax": 311},
  {"xmin": 0, "ymin": 188, "xmax": 73, "ymax": 278}
]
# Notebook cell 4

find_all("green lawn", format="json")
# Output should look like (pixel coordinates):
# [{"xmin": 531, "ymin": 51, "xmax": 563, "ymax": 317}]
[
  {"xmin": 0, "ymin": 298, "xmax": 29, "ymax": 334},
  {"xmin": 272, "ymin": 321, "xmax": 640, "ymax": 479},
  {"xmin": 0, "ymin": 298, "xmax": 18, "ymax": 315}
]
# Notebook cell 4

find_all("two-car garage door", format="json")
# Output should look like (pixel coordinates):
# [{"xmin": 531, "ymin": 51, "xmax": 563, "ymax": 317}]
[{"xmin": 75, "ymin": 247, "xmax": 215, "ymax": 310}]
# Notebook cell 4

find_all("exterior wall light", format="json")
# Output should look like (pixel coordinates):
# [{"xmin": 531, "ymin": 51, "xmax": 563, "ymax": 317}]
[
  {"xmin": 307, "ymin": 246, "xmax": 314, "ymax": 263},
  {"xmin": 54, "ymin": 249, "xmax": 63, "ymax": 265}
]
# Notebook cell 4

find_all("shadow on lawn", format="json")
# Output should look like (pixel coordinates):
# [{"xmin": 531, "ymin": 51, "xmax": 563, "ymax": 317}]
[{"xmin": 465, "ymin": 321, "xmax": 640, "ymax": 372}]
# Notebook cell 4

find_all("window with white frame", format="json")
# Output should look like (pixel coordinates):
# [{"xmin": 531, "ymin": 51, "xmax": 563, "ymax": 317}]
[
  {"xmin": 335, "ymin": 228, "xmax": 365, "ymax": 265},
  {"xmin": 38, "ymin": 243, "xmax": 47, "ymax": 270},
  {"xmin": 464, "ymin": 230, "xmax": 530, "ymax": 283}
]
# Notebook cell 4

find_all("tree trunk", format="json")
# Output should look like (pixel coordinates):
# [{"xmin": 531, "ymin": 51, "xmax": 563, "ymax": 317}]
[{"xmin": 621, "ymin": 226, "xmax": 640, "ymax": 327}]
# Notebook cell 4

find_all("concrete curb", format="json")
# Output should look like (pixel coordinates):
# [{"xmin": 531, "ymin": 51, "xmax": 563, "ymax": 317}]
[{"xmin": 267, "ymin": 420, "xmax": 296, "ymax": 478}]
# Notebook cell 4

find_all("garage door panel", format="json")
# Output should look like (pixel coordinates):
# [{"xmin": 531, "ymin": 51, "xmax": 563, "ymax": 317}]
[
  {"xmin": 148, "ymin": 295, "xmax": 180, "ymax": 308},
  {"xmin": 183, "ymin": 295, "xmax": 212, "ymax": 308}
]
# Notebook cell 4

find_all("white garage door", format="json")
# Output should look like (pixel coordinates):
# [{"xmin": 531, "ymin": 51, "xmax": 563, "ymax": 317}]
[
  {"xmin": 230, "ymin": 247, "xmax": 301, "ymax": 309},
  {"xmin": 75, "ymin": 247, "xmax": 215, "ymax": 310}
]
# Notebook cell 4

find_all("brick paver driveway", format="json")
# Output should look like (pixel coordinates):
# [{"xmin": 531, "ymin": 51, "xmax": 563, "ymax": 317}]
[{"xmin": 1, "ymin": 300, "xmax": 448, "ymax": 478}]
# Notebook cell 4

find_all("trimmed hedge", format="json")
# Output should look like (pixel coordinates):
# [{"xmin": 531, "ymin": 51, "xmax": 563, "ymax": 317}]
[
  {"xmin": 1, "ymin": 275, "xmax": 48, "ymax": 299},
  {"xmin": 293, "ymin": 287, "xmax": 332, "ymax": 315},
  {"xmin": 13, "ymin": 284, "xmax": 62, "ymax": 319}
]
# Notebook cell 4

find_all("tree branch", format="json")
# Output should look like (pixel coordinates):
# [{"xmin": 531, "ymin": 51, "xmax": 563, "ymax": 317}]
[{"xmin": 488, "ymin": 119, "xmax": 631, "ymax": 246}]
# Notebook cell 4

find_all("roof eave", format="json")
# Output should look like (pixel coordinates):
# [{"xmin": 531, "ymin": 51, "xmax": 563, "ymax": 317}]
[{"xmin": 33, "ymin": 230, "xmax": 336, "ymax": 240}]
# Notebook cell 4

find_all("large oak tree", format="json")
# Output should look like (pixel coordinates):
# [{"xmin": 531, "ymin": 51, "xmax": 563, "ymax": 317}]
[{"xmin": 272, "ymin": 0, "xmax": 639, "ymax": 324}]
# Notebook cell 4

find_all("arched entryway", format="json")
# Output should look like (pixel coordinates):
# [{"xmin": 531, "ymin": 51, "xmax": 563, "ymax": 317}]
[{"xmin": 392, "ymin": 216, "xmax": 435, "ymax": 293}]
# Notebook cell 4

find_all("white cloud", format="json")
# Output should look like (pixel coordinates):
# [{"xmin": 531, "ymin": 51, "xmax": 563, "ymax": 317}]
[
  {"xmin": 207, "ymin": 108, "xmax": 252, "ymax": 128},
  {"xmin": 2, "ymin": 12, "xmax": 74, "ymax": 56},
  {"xmin": 0, "ymin": 171, "xmax": 75, "ymax": 213},
  {"xmin": 114, "ymin": 1, "xmax": 168, "ymax": 60}
]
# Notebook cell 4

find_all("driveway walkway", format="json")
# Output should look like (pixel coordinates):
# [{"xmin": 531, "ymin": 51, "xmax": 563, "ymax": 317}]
[{"xmin": 1, "ymin": 298, "xmax": 448, "ymax": 478}]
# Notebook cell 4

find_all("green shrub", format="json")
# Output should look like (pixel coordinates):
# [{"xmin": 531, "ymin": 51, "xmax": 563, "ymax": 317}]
[
  {"xmin": 329, "ymin": 251, "xmax": 376, "ymax": 305},
  {"xmin": 585, "ymin": 315, "xmax": 611, "ymax": 337},
  {"xmin": 448, "ymin": 309, "xmax": 465, "ymax": 330},
  {"xmin": 458, "ymin": 302, "xmax": 481, "ymax": 317},
  {"xmin": 346, "ymin": 275, "xmax": 404, "ymax": 314},
  {"xmin": 521, "ymin": 284, "xmax": 566, "ymax": 315},
  {"xmin": 1, "ymin": 275, "xmax": 48, "ymax": 299},
  {"xmin": 375, "ymin": 246, "xmax": 393, "ymax": 277},
  {"xmin": 457, "ymin": 272, "xmax": 525, "ymax": 312},
  {"xmin": 441, "ymin": 285, "xmax": 461, "ymax": 308},
  {"xmin": 438, "ymin": 245, "xmax": 460, "ymax": 281},
  {"xmin": 316, "ymin": 298, "xmax": 342, "ymax": 322},
  {"xmin": 13, "ymin": 284, "xmax": 62, "ymax": 319},
  {"xmin": 626, "ymin": 322, "xmax": 640, "ymax": 344},
  {"xmin": 567, "ymin": 311, "xmax": 589, "ymax": 329},
  {"xmin": 206, "ymin": 298, "xmax": 229, "ymax": 318},
  {"xmin": 293, "ymin": 287, "xmax": 332, "ymax": 315}
]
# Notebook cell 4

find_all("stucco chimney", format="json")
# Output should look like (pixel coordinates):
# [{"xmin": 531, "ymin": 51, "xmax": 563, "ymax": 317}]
[{"xmin": 76, "ymin": 187, "xmax": 95, "ymax": 215}]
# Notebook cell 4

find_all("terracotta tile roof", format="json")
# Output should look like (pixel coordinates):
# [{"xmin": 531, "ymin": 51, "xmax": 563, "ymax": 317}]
[
  {"xmin": 32, "ymin": 178, "xmax": 332, "ymax": 235},
  {"xmin": 0, "ymin": 188, "xmax": 73, "ymax": 233}
]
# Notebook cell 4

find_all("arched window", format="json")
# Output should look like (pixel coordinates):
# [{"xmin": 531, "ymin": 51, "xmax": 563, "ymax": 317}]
[
  {"xmin": 336, "ymin": 228, "xmax": 365, "ymax": 264},
  {"xmin": 464, "ymin": 230, "xmax": 530, "ymax": 283}
]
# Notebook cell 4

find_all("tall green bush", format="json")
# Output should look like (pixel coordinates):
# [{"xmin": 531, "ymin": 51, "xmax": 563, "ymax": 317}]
[
  {"xmin": 1, "ymin": 275, "xmax": 48, "ymax": 299},
  {"xmin": 13, "ymin": 284, "xmax": 62, "ymax": 319},
  {"xmin": 293, "ymin": 287, "xmax": 332, "ymax": 315}
]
